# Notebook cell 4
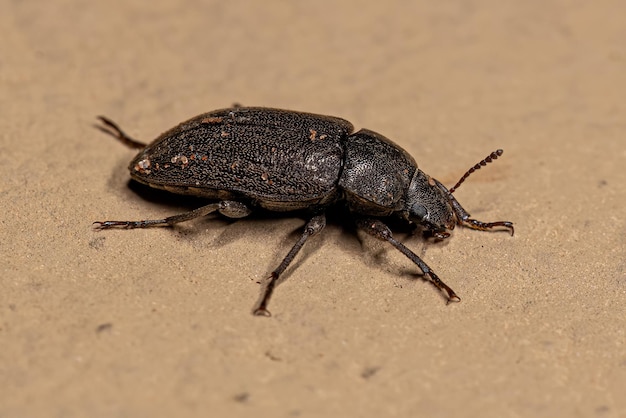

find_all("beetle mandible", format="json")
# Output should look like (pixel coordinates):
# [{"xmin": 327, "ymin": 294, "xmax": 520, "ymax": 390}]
[{"xmin": 94, "ymin": 106, "xmax": 513, "ymax": 316}]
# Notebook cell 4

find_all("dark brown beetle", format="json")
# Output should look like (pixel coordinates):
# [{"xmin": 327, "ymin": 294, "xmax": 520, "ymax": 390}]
[{"xmin": 95, "ymin": 107, "xmax": 513, "ymax": 316}]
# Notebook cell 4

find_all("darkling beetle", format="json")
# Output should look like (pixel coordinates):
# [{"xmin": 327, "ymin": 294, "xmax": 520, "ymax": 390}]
[{"xmin": 94, "ymin": 106, "xmax": 513, "ymax": 316}]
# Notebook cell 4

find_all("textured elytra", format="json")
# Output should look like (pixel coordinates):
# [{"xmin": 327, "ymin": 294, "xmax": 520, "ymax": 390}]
[{"xmin": 130, "ymin": 108, "xmax": 353, "ymax": 210}]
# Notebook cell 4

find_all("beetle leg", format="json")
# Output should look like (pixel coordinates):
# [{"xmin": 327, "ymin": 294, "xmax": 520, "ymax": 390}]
[
  {"xmin": 461, "ymin": 218, "xmax": 514, "ymax": 236},
  {"xmin": 215, "ymin": 201, "xmax": 253, "ymax": 218},
  {"xmin": 357, "ymin": 218, "xmax": 461, "ymax": 303},
  {"xmin": 95, "ymin": 116, "xmax": 147, "ymax": 149},
  {"xmin": 442, "ymin": 183, "xmax": 514, "ymax": 236},
  {"xmin": 93, "ymin": 200, "xmax": 251, "ymax": 230},
  {"xmin": 253, "ymin": 214, "xmax": 326, "ymax": 317}
]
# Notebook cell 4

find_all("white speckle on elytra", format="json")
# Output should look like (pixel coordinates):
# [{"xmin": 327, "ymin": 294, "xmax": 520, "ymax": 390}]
[
  {"xmin": 134, "ymin": 158, "xmax": 151, "ymax": 174},
  {"xmin": 171, "ymin": 155, "xmax": 189, "ymax": 167}
]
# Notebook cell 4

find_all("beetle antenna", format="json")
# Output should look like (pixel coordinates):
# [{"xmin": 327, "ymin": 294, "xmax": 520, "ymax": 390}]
[{"xmin": 448, "ymin": 149, "xmax": 504, "ymax": 194}]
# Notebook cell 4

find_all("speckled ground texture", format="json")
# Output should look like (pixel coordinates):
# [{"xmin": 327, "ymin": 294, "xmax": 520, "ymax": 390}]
[{"xmin": 2, "ymin": 1, "xmax": 625, "ymax": 417}]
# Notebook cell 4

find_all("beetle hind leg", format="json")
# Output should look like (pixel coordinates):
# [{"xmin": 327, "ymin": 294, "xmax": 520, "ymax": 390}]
[
  {"xmin": 95, "ymin": 116, "xmax": 147, "ymax": 149},
  {"xmin": 253, "ymin": 214, "xmax": 326, "ymax": 317},
  {"xmin": 93, "ymin": 200, "xmax": 252, "ymax": 230}
]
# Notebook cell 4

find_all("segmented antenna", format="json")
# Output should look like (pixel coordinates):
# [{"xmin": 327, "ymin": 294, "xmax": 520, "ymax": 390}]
[{"xmin": 448, "ymin": 149, "xmax": 503, "ymax": 194}]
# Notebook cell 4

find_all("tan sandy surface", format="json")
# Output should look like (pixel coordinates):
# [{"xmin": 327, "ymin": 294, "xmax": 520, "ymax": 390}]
[{"xmin": 2, "ymin": 1, "xmax": 625, "ymax": 417}]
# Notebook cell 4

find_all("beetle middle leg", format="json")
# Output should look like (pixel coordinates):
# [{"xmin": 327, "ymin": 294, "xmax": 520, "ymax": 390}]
[
  {"xmin": 357, "ymin": 218, "xmax": 460, "ymax": 303},
  {"xmin": 93, "ymin": 200, "xmax": 252, "ymax": 230},
  {"xmin": 253, "ymin": 214, "xmax": 326, "ymax": 317}
]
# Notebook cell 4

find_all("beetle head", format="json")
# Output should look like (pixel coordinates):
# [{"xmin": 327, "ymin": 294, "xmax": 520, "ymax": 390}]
[
  {"xmin": 404, "ymin": 170, "xmax": 456, "ymax": 236},
  {"xmin": 403, "ymin": 149, "xmax": 508, "ymax": 238}
]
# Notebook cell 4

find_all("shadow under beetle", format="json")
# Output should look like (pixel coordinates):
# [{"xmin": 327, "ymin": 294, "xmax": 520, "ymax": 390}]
[{"xmin": 94, "ymin": 106, "xmax": 513, "ymax": 316}]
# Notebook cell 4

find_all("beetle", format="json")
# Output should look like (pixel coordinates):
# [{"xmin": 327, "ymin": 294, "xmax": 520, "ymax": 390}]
[{"xmin": 94, "ymin": 106, "xmax": 513, "ymax": 316}]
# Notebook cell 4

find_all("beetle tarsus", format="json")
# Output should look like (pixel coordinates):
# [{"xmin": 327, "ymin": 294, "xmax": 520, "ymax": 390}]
[
  {"xmin": 93, "ymin": 219, "xmax": 166, "ymax": 229},
  {"xmin": 463, "ymin": 218, "xmax": 514, "ymax": 236},
  {"xmin": 253, "ymin": 308, "xmax": 272, "ymax": 317},
  {"xmin": 446, "ymin": 294, "xmax": 462, "ymax": 304},
  {"xmin": 428, "ymin": 270, "xmax": 461, "ymax": 303},
  {"xmin": 95, "ymin": 116, "xmax": 147, "ymax": 149},
  {"xmin": 93, "ymin": 221, "xmax": 134, "ymax": 230},
  {"xmin": 253, "ymin": 215, "xmax": 326, "ymax": 315},
  {"xmin": 254, "ymin": 272, "xmax": 278, "ymax": 316},
  {"xmin": 421, "ymin": 266, "xmax": 460, "ymax": 302}
]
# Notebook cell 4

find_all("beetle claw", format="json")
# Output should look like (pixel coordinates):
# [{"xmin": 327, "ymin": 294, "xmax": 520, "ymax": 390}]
[
  {"xmin": 446, "ymin": 294, "xmax": 461, "ymax": 304},
  {"xmin": 253, "ymin": 308, "xmax": 272, "ymax": 317}
]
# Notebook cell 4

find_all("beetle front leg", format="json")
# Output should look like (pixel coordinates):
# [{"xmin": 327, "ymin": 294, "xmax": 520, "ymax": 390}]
[
  {"xmin": 461, "ymin": 218, "xmax": 514, "ymax": 236},
  {"xmin": 253, "ymin": 214, "xmax": 326, "ymax": 317},
  {"xmin": 445, "ymin": 190, "xmax": 514, "ymax": 236},
  {"xmin": 357, "ymin": 218, "xmax": 460, "ymax": 303},
  {"xmin": 93, "ymin": 200, "xmax": 252, "ymax": 230}
]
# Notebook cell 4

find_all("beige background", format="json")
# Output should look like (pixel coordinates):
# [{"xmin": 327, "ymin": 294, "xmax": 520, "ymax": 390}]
[{"xmin": 2, "ymin": 1, "xmax": 625, "ymax": 417}]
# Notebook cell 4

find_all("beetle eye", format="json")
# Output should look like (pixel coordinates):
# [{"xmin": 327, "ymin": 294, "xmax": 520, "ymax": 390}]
[{"xmin": 411, "ymin": 203, "xmax": 428, "ymax": 221}]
